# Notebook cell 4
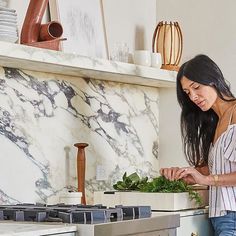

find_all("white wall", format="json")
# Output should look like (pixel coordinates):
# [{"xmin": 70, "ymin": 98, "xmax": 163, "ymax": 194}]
[
  {"xmin": 158, "ymin": 0, "xmax": 236, "ymax": 168},
  {"xmin": 8, "ymin": 0, "xmax": 28, "ymax": 30},
  {"xmin": 159, "ymin": 88, "xmax": 187, "ymax": 167},
  {"xmin": 102, "ymin": 0, "xmax": 156, "ymax": 61}
]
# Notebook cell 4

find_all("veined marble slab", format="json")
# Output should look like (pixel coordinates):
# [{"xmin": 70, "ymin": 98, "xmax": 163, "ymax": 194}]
[
  {"xmin": 0, "ymin": 67, "xmax": 160, "ymax": 204},
  {"xmin": 0, "ymin": 42, "xmax": 176, "ymax": 88},
  {"xmin": 0, "ymin": 222, "xmax": 76, "ymax": 236}
]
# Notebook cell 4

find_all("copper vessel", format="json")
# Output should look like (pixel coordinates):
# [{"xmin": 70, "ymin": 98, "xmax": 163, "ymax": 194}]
[
  {"xmin": 21, "ymin": 0, "xmax": 65, "ymax": 51},
  {"xmin": 21, "ymin": 0, "xmax": 49, "ymax": 44},
  {"xmin": 74, "ymin": 143, "xmax": 89, "ymax": 205}
]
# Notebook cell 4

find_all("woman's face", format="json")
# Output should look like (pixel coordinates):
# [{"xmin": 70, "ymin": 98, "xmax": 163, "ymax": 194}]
[{"xmin": 180, "ymin": 76, "xmax": 218, "ymax": 111}]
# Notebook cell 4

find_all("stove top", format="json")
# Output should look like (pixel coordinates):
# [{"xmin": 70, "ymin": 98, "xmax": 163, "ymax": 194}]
[
  {"xmin": 0, "ymin": 204, "xmax": 151, "ymax": 224},
  {"xmin": 0, "ymin": 204, "xmax": 180, "ymax": 236}
]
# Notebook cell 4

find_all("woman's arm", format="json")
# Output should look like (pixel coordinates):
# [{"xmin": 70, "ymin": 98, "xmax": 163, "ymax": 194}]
[
  {"xmin": 206, "ymin": 172, "xmax": 236, "ymax": 186},
  {"xmin": 177, "ymin": 167, "xmax": 236, "ymax": 186},
  {"xmin": 160, "ymin": 165, "xmax": 209, "ymax": 184}
]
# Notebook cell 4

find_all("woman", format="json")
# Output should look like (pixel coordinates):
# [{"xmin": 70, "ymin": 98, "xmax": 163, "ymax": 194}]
[{"xmin": 160, "ymin": 54, "xmax": 236, "ymax": 236}]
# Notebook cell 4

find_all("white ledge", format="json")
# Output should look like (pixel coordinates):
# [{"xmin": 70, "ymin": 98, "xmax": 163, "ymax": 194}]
[{"xmin": 0, "ymin": 42, "xmax": 176, "ymax": 88}]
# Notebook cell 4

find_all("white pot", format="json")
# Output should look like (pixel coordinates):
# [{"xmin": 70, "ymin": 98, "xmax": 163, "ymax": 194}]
[
  {"xmin": 133, "ymin": 50, "xmax": 151, "ymax": 67},
  {"xmin": 59, "ymin": 192, "xmax": 82, "ymax": 205},
  {"xmin": 94, "ymin": 190, "xmax": 209, "ymax": 211}
]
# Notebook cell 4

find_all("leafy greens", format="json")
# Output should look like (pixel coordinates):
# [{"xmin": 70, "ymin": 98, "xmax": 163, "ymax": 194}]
[{"xmin": 113, "ymin": 172, "xmax": 203, "ymax": 206}]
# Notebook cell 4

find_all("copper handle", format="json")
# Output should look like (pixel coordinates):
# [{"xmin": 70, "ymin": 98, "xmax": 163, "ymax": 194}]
[{"xmin": 74, "ymin": 143, "xmax": 88, "ymax": 205}]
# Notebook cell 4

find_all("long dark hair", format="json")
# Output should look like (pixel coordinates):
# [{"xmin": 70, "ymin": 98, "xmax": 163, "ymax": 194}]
[{"xmin": 177, "ymin": 54, "xmax": 235, "ymax": 167}]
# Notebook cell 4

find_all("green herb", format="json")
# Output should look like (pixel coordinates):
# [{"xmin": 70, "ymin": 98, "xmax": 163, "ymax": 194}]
[
  {"xmin": 113, "ymin": 172, "xmax": 148, "ymax": 190},
  {"xmin": 113, "ymin": 172, "xmax": 203, "ymax": 206}
]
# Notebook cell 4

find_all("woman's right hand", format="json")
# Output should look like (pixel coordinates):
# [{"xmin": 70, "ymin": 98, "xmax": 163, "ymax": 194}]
[{"xmin": 159, "ymin": 167, "xmax": 196, "ymax": 184}]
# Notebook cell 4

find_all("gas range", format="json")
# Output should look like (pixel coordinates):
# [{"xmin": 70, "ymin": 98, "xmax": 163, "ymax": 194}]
[
  {"xmin": 0, "ymin": 203, "xmax": 152, "ymax": 223},
  {"xmin": 0, "ymin": 204, "xmax": 180, "ymax": 236}
]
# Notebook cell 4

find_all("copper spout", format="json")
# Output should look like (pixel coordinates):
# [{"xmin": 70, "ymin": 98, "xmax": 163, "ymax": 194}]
[
  {"xmin": 39, "ymin": 21, "xmax": 63, "ymax": 41},
  {"xmin": 74, "ymin": 143, "xmax": 89, "ymax": 205}
]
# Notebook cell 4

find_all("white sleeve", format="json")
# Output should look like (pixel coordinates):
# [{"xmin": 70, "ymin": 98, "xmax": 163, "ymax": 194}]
[{"xmin": 223, "ymin": 125, "xmax": 236, "ymax": 162}]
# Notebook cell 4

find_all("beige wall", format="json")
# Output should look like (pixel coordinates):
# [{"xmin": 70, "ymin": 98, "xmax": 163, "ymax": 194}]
[{"xmin": 158, "ymin": 0, "xmax": 236, "ymax": 168}]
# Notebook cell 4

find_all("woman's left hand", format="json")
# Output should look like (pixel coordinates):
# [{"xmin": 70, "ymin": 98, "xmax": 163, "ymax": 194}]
[{"xmin": 175, "ymin": 167, "xmax": 209, "ymax": 185}]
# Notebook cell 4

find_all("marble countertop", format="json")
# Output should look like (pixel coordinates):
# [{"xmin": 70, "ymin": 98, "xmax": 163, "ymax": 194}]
[
  {"xmin": 0, "ymin": 42, "xmax": 176, "ymax": 88},
  {"xmin": 0, "ymin": 222, "xmax": 77, "ymax": 235},
  {"xmin": 152, "ymin": 207, "xmax": 209, "ymax": 217}
]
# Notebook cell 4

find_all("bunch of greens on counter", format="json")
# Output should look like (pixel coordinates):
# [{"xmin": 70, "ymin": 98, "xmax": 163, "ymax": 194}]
[{"xmin": 113, "ymin": 172, "xmax": 202, "ymax": 206}]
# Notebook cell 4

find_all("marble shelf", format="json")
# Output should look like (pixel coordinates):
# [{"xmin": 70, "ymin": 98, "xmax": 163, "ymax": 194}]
[{"xmin": 0, "ymin": 42, "xmax": 176, "ymax": 88}]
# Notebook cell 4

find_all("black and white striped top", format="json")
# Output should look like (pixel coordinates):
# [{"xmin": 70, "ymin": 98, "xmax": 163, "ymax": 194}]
[{"xmin": 208, "ymin": 123, "xmax": 236, "ymax": 217}]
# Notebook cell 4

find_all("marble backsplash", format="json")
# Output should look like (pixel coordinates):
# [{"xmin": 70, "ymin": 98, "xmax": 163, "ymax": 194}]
[{"xmin": 0, "ymin": 66, "xmax": 160, "ymax": 204}]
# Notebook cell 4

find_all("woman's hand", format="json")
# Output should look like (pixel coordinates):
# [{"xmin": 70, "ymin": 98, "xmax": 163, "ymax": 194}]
[
  {"xmin": 159, "ymin": 167, "xmax": 181, "ymax": 181},
  {"xmin": 175, "ymin": 167, "xmax": 209, "ymax": 185},
  {"xmin": 159, "ymin": 167, "xmax": 196, "ymax": 184}
]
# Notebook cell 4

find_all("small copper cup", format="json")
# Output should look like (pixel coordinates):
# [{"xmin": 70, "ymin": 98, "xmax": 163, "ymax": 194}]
[{"xmin": 39, "ymin": 21, "xmax": 63, "ymax": 41}]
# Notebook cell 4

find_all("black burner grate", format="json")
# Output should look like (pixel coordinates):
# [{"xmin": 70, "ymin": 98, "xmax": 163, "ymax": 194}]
[{"xmin": 0, "ymin": 204, "xmax": 151, "ymax": 224}]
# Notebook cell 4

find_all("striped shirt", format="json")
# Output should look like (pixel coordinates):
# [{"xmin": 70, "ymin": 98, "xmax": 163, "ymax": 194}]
[{"xmin": 208, "ymin": 124, "xmax": 236, "ymax": 217}]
